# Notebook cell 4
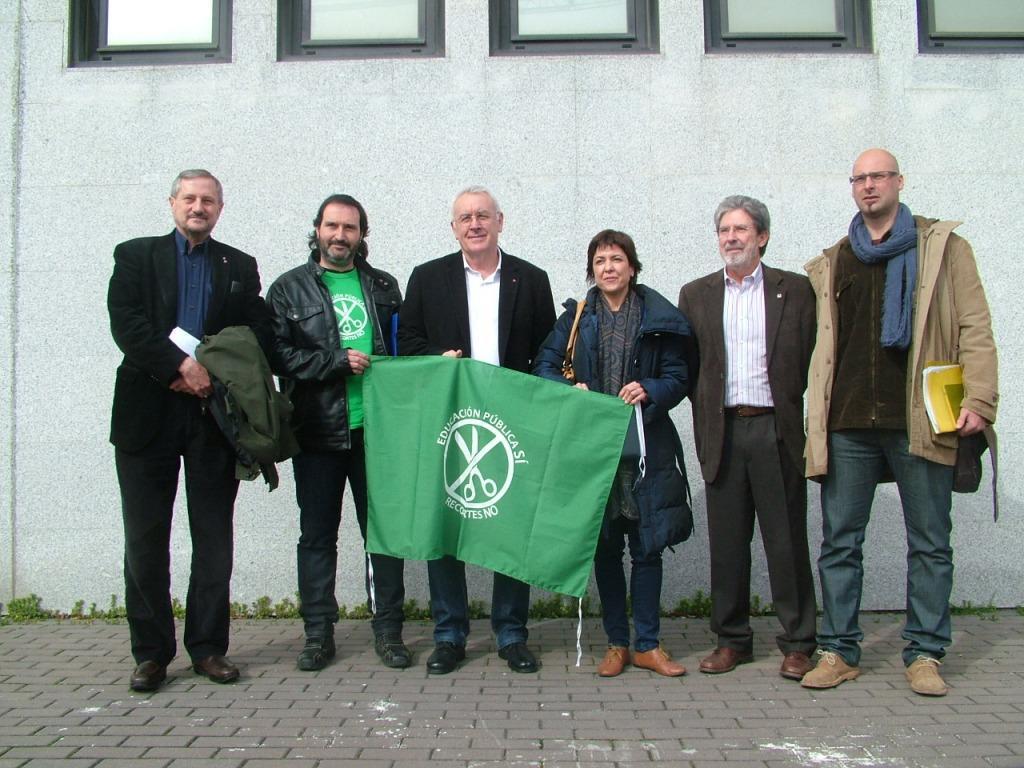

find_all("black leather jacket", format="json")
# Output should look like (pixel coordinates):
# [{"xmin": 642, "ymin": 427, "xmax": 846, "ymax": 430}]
[{"xmin": 267, "ymin": 253, "xmax": 401, "ymax": 451}]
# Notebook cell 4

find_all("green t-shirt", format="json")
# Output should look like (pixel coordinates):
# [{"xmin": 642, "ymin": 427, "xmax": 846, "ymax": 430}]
[{"xmin": 320, "ymin": 268, "xmax": 374, "ymax": 429}]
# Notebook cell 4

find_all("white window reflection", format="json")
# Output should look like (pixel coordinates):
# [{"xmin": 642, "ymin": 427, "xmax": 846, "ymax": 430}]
[
  {"xmin": 725, "ymin": 0, "xmax": 839, "ymax": 35},
  {"xmin": 310, "ymin": 0, "xmax": 420, "ymax": 42},
  {"xmin": 517, "ymin": 0, "xmax": 629, "ymax": 37},
  {"xmin": 105, "ymin": 0, "xmax": 215, "ymax": 46},
  {"xmin": 932, "ymin": 0, "xmax": 1024, "ymax": 35}
]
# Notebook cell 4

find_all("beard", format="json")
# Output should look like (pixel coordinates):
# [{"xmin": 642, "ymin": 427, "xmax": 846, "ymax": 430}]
[
  {"xmin": 721, "ymin": 247, "xmax": 758, "ymax": 272},
  {"xmin": 318, "ymin": 236, "xmax": 359, "ymax": 270}
]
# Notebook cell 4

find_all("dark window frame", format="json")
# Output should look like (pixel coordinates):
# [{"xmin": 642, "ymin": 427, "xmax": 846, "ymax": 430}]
[
  {"xmin": 917, "ymin": 0, "xmax": 1024, "ymax": 53},
  {"xmin": 489, "ymin": 0, "xmax": 659, "ymax": 56},
  {"xmin": 277, "ymin": 0, "xmax": 444, "ymax": 61},
  {"xmin": 703, "ymin": 0, "xmax": 871, "ymax": 53},
  {"xmin": 69, "ymin": 0, "xmax": 232, "ymax": 67}
]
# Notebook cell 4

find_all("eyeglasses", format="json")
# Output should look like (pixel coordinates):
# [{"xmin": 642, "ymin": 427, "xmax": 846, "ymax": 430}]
[
  {"xmin": 849, "ymin": 171, "xmax": 899, "ymax": 186},
  {"xmin": 455, "ymin": 211, "xmax": 495, "ymax": 225}
]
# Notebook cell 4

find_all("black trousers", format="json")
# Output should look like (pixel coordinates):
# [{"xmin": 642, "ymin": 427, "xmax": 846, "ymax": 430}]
[
  {"xmin": 705, "ymin": 413, "xmax": 817, "ymax": 655},
  {"xmin": 292, "ymin": 431, "xmax": 406, "ymax": 638},
  {"xmin": 115, "ymin": 395, "xmax": 239, "ymax": 666}
]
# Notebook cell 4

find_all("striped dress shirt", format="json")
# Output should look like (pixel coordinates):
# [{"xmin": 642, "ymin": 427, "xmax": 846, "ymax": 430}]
[{"xmin": 722, "ymin": 263, "xmax": 773, "ymax": 408}]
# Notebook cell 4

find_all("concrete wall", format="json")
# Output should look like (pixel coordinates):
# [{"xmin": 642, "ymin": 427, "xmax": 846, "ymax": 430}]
[
  {"xmin": 1, "ymin": 4, "xmax": 21, "ymax": 607},
  {"xmin": 3, "ymin": 0, "xmax": 1021, "ymax": 615}
]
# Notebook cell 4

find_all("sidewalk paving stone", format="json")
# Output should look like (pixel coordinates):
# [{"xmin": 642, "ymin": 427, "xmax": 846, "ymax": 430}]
[{"xmin": 2, "ymin": 613, "xmax": 1023, "ymax": 766}]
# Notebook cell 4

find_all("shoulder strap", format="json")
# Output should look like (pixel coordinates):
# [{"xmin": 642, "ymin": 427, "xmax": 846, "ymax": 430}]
[{"xmin": 561, "ymin": 299, "xmax": 587, "ymax": 382}]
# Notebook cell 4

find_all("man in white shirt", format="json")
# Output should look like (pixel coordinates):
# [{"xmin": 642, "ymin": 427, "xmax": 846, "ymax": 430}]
[
  {"xmin": 398, "ymin": 186, "xmax": 555, "ymax": 675},
  {"xmin": 678, "ymin": 195, "xmax": 818, "ymax": 681}
]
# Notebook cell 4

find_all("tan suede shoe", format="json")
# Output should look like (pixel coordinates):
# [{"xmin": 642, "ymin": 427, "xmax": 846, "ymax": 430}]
[
  {"xmin": 906, "ymin": 656, "xmax": 948, "ymax": 696},
  {"xmin": 800, "ymin": 650, "xmax": 860, "ymax": 689},
  {"xmin": 633, "ymin": 646, "xmax": 686, "ymax": 677},
  {"xmin": 597, "ymin": 646, "xmax": 631, "ymax": 677}
]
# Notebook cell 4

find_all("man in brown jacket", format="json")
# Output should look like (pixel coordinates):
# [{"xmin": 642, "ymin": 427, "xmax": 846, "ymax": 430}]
[
  {"xmin": 801, "ymin": 149, "xmax": 998, "ymax": 697},
  {"xmin": 679, "ymin": 195, "xmax": 818, "ymax": 682}
]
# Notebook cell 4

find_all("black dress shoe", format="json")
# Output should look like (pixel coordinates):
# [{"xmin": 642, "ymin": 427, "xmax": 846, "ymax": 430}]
[
  {"xmin": 426, "ymin": 642, "xmax": 465, "ymax": 675},
  {"xmin": 130, "ymin": 661, "xmax": 166, "ymax": 692},
  {"xmin": 375, "ymin": 634, "xmax": 412, "ymax": 669},
  {"xmin": 298, "ymin": 635, "xmax": 336, "ymax": 671},
  {"xmin": 498, "ymin": 642, "xmax": 538, "ymax": 673},
  {"xmin": 192, "ymin": 655, "xmax": 240, "ymax": 683}
]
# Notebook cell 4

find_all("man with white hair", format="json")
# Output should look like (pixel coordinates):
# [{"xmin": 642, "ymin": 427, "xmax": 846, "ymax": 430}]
[{"xmin": 398, "ymin": 186, "xmax": 555, "ymax": 675}]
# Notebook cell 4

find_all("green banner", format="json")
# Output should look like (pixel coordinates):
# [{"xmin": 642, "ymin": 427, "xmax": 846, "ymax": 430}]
[{"xmin": 363, "ymin": 356, "xmax": 633, "ymax": 598}]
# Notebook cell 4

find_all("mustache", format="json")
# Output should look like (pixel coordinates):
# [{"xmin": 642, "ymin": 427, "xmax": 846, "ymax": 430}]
[{"xmin": 320, "ymin": 237, "xmax": 361, "ymax": 258}]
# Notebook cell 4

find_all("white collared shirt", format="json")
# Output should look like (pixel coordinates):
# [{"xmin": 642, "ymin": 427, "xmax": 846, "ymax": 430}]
[
  {"xmin": 464, "ymin": 252, "xmax": 501, "ymax": 366},
  {"xmin": 723, "ymin": 262, "xmax": 773, "ymax": 407}
]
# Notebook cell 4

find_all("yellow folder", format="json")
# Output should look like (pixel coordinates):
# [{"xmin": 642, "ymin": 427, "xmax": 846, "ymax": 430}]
[{"xmin": 922, "ymin": 363, "xmax": 963, "ymax": 434}]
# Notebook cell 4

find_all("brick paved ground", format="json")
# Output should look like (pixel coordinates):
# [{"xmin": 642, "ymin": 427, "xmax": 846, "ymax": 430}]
[{"xmin": 1, "ymin": 613, "xmax": 1022, "ymax": 767}]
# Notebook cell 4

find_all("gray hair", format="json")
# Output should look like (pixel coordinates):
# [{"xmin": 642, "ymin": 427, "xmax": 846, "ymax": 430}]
[
  {"xmin": 451, "ymin": 185, "xmax": 501, "ymax": 218},
  {"xmin": 170, "ymin": 169, "xmax": 223, "ymax": 202},
  {"xmin": 714, "ymin": 194, "xmax": 770, "ymax": 255}
]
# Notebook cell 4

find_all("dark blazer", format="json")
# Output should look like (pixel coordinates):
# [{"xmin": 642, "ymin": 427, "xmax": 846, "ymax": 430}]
[
  {"xmin": 398, "ymin": 250, "xmax": 555, "ymax": 373},
  {"xmin": 678, "ymin": 264, "xmax": 816, "ymax": 484},
  {"xmin": 108, "ymin": 231, "xmax": 268, "ymax": 452}
]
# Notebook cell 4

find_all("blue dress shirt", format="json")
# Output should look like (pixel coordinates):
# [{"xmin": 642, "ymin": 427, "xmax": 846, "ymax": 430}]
[{"xmin": 174, "ymin": 229, "xmax": 213, "ymax": 340}]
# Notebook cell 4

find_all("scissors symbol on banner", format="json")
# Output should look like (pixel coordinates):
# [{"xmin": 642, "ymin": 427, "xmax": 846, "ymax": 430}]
[{"xmin": 453, "ymin": 427, "xmax": 501, "ymax": 502}]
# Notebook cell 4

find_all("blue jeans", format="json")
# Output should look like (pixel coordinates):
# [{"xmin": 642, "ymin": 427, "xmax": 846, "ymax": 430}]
[
  {"xmin": 818, "ymin": 430, "xmax": 954, "ymax": 667},
  {"xmin": 593, "ymin": 517, "xmax": 663, "ymax": 653},
  {"xmin": 427, "ymin": 556, "xmax": 529, "ymax": 649},
  {"xmin": 293, "ymin": 432, "xmax": 405, "ymax": 638}
]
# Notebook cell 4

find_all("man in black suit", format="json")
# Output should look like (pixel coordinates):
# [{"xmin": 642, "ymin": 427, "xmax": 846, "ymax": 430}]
[
  {"xmin": 677, "ymin": 195, "xmax": 817, "ymax": 681},
  {"xmin": 108, "ymin": 169, "xmax": 268, "ymax": 692},
  {"xmin": 398, "ymin": 186, "xmax": 555, "ymax": 675}
]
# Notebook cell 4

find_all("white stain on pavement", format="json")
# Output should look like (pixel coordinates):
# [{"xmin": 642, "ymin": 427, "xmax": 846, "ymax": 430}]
[
  {"xmin": 759, "ymin": 741, "xmax": 907, "ymax": 767},
  {"xmin": 368, "ymin": 699, "xmax": 406, "ymax": 746}
]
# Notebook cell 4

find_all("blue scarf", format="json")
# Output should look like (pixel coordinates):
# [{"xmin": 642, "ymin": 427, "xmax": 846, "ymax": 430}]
[{"xmin": 848, "ymin": 203, "xmax": 918, "ymax": 350}]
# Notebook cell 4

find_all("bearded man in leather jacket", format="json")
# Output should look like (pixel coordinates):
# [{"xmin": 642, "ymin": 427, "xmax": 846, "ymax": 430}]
[{"xmin": 267, "ymin": 194, "xmax": 408, "ymax": 670}]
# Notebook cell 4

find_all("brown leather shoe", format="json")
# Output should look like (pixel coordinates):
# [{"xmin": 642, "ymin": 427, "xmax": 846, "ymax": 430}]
[
  {"xmin": 780, "ymin": 651, "xmax": 814, "ymax": 680},
  {"xmin": 192, "ymin": 655, "xmax": 240, "ymax": 684},
  {"xmin": 633, "ymin": 646, "xmax": 686, "ymax": 677},
  {"xmin": 699, "ymin": 647, "xmax": 753, "ymax": 674},
  {"xmin": 129, "ymin": 660, "xmax": 166, "ymax": 692},
  {"xmin": 597, "ymin": 646, "xmax": 631, "ymax": 677}
]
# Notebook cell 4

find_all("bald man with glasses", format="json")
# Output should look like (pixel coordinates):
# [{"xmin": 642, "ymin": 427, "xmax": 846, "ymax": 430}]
[{"xmin": 801, "ymin": 149, "xmax": 998, "ymax": 697}]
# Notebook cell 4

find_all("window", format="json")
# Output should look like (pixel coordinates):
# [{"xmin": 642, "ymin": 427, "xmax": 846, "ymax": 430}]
[
  {"xmin": 278, "ymin": 0, "xmax": 444, "ymax": 60},
  {"xmin": 69, "ymin": 0, "xmax": 232, "ymax": 67},
  {"xmin": 918, "ymin": 0, "xmax": 1024, "ymax": 52},
  {"xmin": 703, "ymin": 0, "xmax": 871, "ymax": 52},
  {"xmin": 489, "ymin": 0, "xmax": 659, "ymax": 55}
]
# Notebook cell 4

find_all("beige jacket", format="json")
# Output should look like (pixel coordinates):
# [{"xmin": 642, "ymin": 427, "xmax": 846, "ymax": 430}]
[{"xmin": 804, "ymin": 217, "xmax": 998, "ymax": 478}]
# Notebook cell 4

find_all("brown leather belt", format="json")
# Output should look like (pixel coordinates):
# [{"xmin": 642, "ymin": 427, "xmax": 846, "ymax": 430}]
[{"xmin": 725, "ymin": 405, "xmax": 775, "ymax": 417}]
